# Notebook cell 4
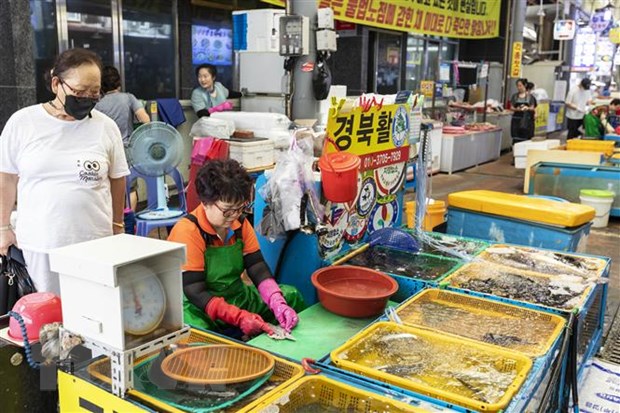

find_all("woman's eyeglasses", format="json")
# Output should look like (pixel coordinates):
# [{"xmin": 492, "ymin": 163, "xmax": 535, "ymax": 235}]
[
  {"xmin": 213, "ymin": 202, "xmax": 251, "ymax": 218},
  {"xmin": 60, "ymin": 79, "xmax": 102, "ymax": 101}
]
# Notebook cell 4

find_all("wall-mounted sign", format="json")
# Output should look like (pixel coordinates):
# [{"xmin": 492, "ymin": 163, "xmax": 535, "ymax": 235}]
[
  {"xmin": 553, "ymin": 20, "xmax": 576, "ymax": 40},
  {"xmin": 510, "ymin": 42, "xmax": 523, "ymax": 78},
  {"xmin": 590, "ymin": 9, "xmax": 612, "ymax": 33}
]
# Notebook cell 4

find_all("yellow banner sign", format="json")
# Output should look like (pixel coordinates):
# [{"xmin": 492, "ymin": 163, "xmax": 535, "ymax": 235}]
[
  {"xmin": 326, "ymin": 104, "xmax": 410, "ymax": 170},
  {"xmin": 263, "ymin": 0, "xmax": 501, "ymax": 39},
  {"xmin": 556, "ymin": 104, "xmax": 565, "ymax": 125},
  {"xmin": 511, "ymin": 41, "xmax": 522, "ymax": 78},
  {"xmin": 535, "ymin": 102, "xmax": 550, "ymax": 135}
]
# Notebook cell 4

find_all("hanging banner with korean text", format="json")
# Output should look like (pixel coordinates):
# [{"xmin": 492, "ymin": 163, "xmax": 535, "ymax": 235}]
[
  {"xmin": 262, "ymin": 0, "xmax": 501, "ymax": 39},
  {"xmin": 510, "ymin": 41, "xmax": 522, "ymax": 78}
]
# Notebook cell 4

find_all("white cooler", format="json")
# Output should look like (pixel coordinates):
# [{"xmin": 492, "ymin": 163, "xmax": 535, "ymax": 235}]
[
  {"xmin": 513, "ymin": 139, "xmax": 561, "ymax": 169},
  {"xmin": 228, "ymin": 137, "xmax": 275, "ymax": 169}
]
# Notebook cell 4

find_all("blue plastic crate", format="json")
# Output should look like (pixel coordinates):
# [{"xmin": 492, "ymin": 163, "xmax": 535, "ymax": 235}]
[
  {"xmin": 332, "ymin": 246, "xmax": 462, "ymax": 303},
  {"xmin": 446, "ymin": 207, "xmax": 592, "ymax": 252}
]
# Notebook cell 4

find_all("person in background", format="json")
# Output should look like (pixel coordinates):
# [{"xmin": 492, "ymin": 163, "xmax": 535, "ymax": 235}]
[
  {"xmin": 565, "ymin": 78, "xmax": 593, "ymax": 139},
  {"xmin": 510, "ymin": 78, "xmax": 537, "ymax": 145},
  {"xmin": 584, "ymin": 104, "xmax": 616, "ymax": 139},
  {"xmin": 168, "ymin": 159, "xmax": 305, "ymax": 338},
  {"xmin": 95, "ymin": 66, "xmax": 150, "ymax": 216},
  {"xmin": 190, "ymin": 64, "xmax": 232, "ymax": 117},
  {"xmin": 0, "ymin": 48, "xmax": 129, "ymax": 294},
  {"xmin": 608, "ymin": 99, "xmax": 620, "ymax": 129}
]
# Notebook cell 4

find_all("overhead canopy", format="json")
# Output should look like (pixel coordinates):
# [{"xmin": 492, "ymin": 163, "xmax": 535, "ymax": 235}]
[{"xmin": 263, "ymin": 0, "xmax": 501, "ymax": 39}]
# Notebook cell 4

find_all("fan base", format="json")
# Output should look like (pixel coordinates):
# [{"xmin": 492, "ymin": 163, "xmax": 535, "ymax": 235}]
[{"xmin": 138, "ymin": 209, "xmax": 185, "ymax": 220}]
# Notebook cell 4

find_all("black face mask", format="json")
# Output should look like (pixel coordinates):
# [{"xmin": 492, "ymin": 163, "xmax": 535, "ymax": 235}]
[{"xmin": 63, "ymin": 95, "xmax": 98, "ymax": 120}]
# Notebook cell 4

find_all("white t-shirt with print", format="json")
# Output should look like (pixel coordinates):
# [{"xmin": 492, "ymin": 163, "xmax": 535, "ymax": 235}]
[{"xmin": 0, "ymin": 105, "xmax": 130, "ymax": 252}]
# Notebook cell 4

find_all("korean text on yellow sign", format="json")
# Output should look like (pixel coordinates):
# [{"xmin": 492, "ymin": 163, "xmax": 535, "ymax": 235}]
[
  {"xmin": 263, "ymin": 0, "xmax": 501, "ymax": 39},
  {"xmin": 511, "ymin": 42, "xmax": 523, "ymax": 78},
  {"xmin": 326, "ymin": 104, "xmax": 410, "ymax": 170}
]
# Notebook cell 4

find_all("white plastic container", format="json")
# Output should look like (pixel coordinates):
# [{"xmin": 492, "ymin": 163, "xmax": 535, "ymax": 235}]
[
  {"xmin": 229, "ymin": 138, "xmax": 275, "ymax": 169},
  {"xmin": 513, "ymin": 139, "xmax": 561, "ymax": 169},
  {"xmin": 579, "ymin": 189, "xmax": 615, "ymax": 228}
]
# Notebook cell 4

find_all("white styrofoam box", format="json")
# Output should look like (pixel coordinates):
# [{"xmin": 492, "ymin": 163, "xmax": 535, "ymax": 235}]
[
  {"xmin": 49, "ymin": 234, "xmax": 186, "ymax": 350},
  {"xmin": 232, "ymin": 9, "xmax": 284, "ymax": 52},
  {"xmin": 212, "ymin": 111, "xmax": 292, "ymax": 149},
  {"xmin": 515, "ymin": 156, "xmax": 527, "ymax": 169},
  {"xmin": 239, "ymin": 52, "xmax": 286, "ymax": 94},
  {"xmin": 513, "ymin": 139, "xmax": 561, "ymax": 157},
  {"xmin": 229, "ymin": 139, "xmax": 275, "ymax": 169}
]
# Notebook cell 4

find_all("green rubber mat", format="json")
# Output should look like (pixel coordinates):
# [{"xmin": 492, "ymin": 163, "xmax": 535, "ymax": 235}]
[{"xmin": 248, "ymin": 301, "xmax": 397, "ymax": 361}]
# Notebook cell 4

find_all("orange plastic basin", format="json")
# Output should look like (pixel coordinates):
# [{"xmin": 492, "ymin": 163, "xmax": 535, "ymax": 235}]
[{"xmin": 311, "ymin": 265, "xmax": 398, "ymax": 318}]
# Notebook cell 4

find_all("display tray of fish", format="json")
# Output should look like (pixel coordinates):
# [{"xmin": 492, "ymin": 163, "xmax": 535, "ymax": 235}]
[
  {"xmin": 346, "ymin": 246, "xmax": 461, "ymax": 281},
  {"xmin": 414, "ymin": 232, "xmax": 489, "ymax": 257},
  {"xmin": 480, "ymin": 245, "xmax": 607, "ymax": 281},
  {"xmin": 395, "ymin": 289, "xmax": 566, "ymax": 357},
  {"xmin": 331, "ymin": 322, "xmax": 531, "ymax": 412},
  {"xmin": 445, "ymin": 261, "xmax": 594, "ymax": 310}
]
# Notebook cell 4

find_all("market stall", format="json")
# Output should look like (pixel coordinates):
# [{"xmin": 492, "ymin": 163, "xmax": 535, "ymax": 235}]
[
  {"xmin": 440, "ymin": 124, "xmax": 503, "ymax": 174},
  {"xmin": 0, "ymin": 92, "xmax": 610, "ymax": 413}
]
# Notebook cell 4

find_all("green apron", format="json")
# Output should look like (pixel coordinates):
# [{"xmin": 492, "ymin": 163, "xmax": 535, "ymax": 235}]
[{"xmin": 182, "ymin": 215, "xmax": 305, "ymax": 332}]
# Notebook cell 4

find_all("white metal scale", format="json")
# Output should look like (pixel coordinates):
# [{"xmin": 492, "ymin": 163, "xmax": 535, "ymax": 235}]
[{"xmin": 49, "ymin": 234, "xmax": 190, "ymax": 397}]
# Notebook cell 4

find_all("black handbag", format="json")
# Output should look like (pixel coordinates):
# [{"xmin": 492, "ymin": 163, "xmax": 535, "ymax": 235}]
[{"xmin": 1, "ymin": 246, "xmax": 36, "ymax": 314}]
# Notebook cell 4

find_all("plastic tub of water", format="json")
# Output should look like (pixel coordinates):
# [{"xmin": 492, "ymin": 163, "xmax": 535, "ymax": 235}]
[
  {"xmin": 311, "ymin": 266, "xmax": 398, "ymax": 318},
  {"xmin": 579, "ymin": 189, "xmax": 615, "ymax": 228}
]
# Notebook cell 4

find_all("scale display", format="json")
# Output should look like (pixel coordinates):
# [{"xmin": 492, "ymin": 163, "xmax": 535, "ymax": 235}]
[{"xmin": 121, "ymin": 266, "xmax": 167, "ymax": 336}]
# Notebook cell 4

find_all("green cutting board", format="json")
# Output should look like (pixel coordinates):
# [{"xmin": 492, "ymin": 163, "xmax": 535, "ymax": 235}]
[{"xmin": 248, "ymin": 301, "xmax": 397, "ymax": 361}]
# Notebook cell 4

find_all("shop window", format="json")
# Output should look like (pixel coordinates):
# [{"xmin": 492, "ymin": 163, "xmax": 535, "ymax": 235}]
[
  {"xmin": 405, "ymin": 36, "xmax": 424, "ymax": 92},
  {"xmin": 122, "ymin": 0, "xmax": 176, "ymax": 99},
  {"xmin": 30, "ymin": 0, "xmax": 59, "ymax": 102}
]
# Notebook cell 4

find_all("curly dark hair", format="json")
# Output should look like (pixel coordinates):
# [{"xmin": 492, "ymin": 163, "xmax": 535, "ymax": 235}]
[
  {"xmin": 101, "ymin": 66, "xmax": 121, "ymax": 93},
  {"xmin": 195, "ymin": 159, "xmax": 252, "ymax": 205}
]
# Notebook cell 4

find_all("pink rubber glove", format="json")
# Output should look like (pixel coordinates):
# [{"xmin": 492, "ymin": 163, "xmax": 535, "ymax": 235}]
[
  {"xmin": 258, "ymin": 278, "xmax": 299, "ymax": 332},
  {"xmin": 208, "ymin": 101, "xmax": 233, "ymax": 114}
]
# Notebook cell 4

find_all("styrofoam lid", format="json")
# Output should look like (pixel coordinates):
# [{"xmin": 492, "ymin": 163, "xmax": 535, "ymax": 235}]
[{"xmin": 580, "ymin": 189, "xmax": 615, "ymax": 198}]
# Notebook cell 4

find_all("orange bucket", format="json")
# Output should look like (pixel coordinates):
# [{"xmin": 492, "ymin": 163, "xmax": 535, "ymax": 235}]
[{"xmin": 319, "ymin": 151, "xmax": 360, "ymax": 203}]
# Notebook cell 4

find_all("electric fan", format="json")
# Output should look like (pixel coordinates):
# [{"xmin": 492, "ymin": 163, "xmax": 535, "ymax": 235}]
[{"xmin": 127, "ymin": 121, "xmax": 185, "ymax": 220}]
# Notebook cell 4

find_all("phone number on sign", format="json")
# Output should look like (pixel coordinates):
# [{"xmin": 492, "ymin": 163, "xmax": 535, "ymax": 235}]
[{"xmin": 360, "ymin": 147, "xmax": 409, "ymax": 171}]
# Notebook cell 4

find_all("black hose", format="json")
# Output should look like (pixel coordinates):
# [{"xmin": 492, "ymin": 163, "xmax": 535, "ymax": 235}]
[
  {"xmin": 537, "ymin": 312, "xmax": 575, "ymax": 413},
  {"xmin": 570, "ymin": 314, "xmax": 580, "ymax": 412}
]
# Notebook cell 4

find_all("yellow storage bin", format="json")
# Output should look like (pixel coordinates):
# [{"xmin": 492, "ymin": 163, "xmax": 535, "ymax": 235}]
[
  {"xmin": 331, "ymin": 322, "xmax": 532, "ymax": 412},
  {"xmin": 566, "ymin": 139, "xmax": 615, "ymax": 157},
  {"xmin": 253, "ymin": 375, "xmax": 429, "ymax": 412},
  {"xmin": 444, "ymin": 261, "xmax": 595, "ymax": 312},
  {"xmin": 447, "ymin": 190, "xmax": 595, "ymax": 227},
  {"xmin": 396, "ymin": 289, "xmax": 566, "ymax": 357},
  {"xmin": 85, "ymin": 328, "xmax": 303, "ymax": 413}
]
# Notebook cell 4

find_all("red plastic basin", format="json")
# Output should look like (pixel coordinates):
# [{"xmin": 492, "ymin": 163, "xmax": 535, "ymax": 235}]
[
  {"xmin": 8, "ymin": 292, "xmax": 62, "ymax": 343},
  {"xmin": 311, "ymin": 265, "xmax": 398, "ymax": 318}
]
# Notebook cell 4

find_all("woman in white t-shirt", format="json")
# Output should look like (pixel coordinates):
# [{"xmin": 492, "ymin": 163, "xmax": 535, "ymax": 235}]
[{"xmin": 0, "ymin": 48, "xmax": 130, "ymax": 294}]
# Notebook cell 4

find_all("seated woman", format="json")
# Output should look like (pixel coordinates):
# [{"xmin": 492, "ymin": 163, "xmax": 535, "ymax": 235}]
[
  {"xmin": 190, "ymin": 64, "xmax": 232, "ymax": 117},
  {"xmin": 168, "ymin": 159, "xmax": 305, "ymax": 338},
  {"xmin": 583, "ymin": 105, "xmax": 614, "ymax": 139}
]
